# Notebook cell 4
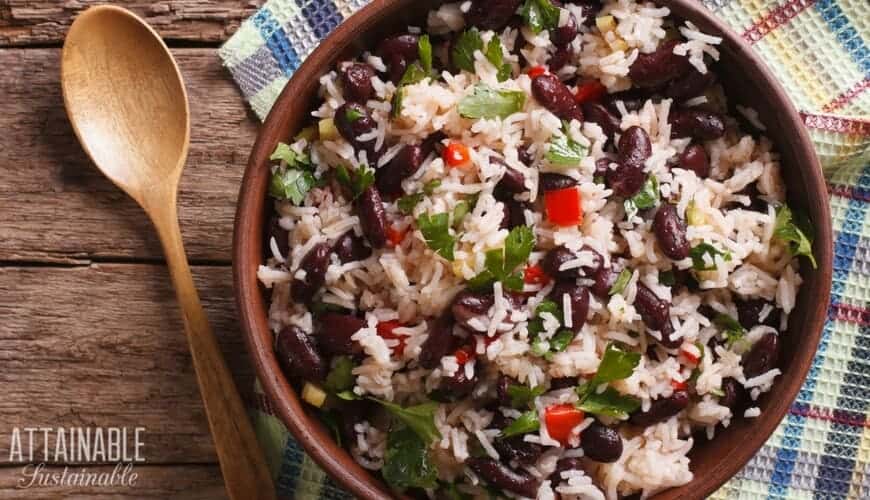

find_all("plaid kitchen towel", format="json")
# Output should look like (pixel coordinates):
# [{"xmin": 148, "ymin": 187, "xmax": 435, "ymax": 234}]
[{"xmin": 219, "ymin": 0, "xmax": 870, "ymax": 498}]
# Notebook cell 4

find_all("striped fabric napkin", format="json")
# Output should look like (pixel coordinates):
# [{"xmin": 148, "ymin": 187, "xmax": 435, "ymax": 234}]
[{"xmin": 219, "ymin": 1, "xmax": 870, "ymax": 498}]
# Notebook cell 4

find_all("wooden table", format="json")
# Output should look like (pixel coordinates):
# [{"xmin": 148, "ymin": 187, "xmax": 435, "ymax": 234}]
[{"xmin": 1, "ymin": 2, "xmax": 267, "ymax": 498}]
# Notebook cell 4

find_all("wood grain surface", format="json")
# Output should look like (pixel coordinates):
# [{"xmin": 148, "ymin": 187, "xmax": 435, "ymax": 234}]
[
  {"xmin": 1, "ymin": 1, "xmax": 261, "ymax": 46},
  {"xmin": 0, "ymin": 48, "xmax": 258, "ymax": 263}
]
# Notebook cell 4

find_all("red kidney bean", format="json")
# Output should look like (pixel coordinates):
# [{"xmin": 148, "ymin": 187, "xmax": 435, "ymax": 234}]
[
  {"xmin": 549, "ymin": 281, "xmax": 590, "ymax": 332},
  {"xmin": 494, "ymin": 435, "xmax": 544, "ymax": 467},
  {"xmin": 735, "ymin": 298, "xmax": 781, "ymax": 330},
  {"xmin": 665, "ymin": 68, "xmax": 715, "ymax": 101},
  {"xmin": 465, "ymin": 0, "xmax": 523, "ymax": 30},
  {"xmin": 291, "ymin": 243, "xmax": 331, "ymax": 304},
  {"xmin": 628, "ymin": 39, "xmax": 692, "ymax": 88},
  {"xmin": 618, "ymin": 126, "xmax": 652, "ymax": 170},
  {"xmin": 582, "ymin": 101, "xmax": 621, "ymax": 138},
  {"xmin": 518, "ymin": 145, "xmax": 535, "ymax": 166},
  {"xmin": 590, "ymin": 265, "xmax": 617, "ymax": 298},
  {"xmin": 465, "ymin": 457, "xmax": 541, "ymax": 498},
  {"xmin": 340, "ymin": 62, "xmax": 376, "ymax": 102},
  {"xmin": 355, "ymin": 186, "xmax": 387, "ymax": 249},
  {"xmin": 419, "ymin": 313, "xmax": 457, "ymax": 369},
  {"xmin": 539, "ymin": 172, "xmax": 577, "ymax": 193},
  {"xmin": 495, "ymin": 160, "xmax": 528, "ymax": 195},
  {"xmin": 574, "ymin": 0, "xmax": 602, "ymax": 26},
  {"xmin": 669, "ymin": 109, "xmax": 726, "ymax": 140},
  {"xmin": 421, "ymin": 131, "xmax": 447, "ymax": 158},
  {"xmin": 506, "ymin": 199, "xmax": 530, "ymax": 229},
  {"xmin": 595, "ymin": 157, "xmax": 612, "ymax": 179},
  {"xmin": 377, "ymin": 34, "xmax": 420, "ymax": 83},
  {"xmin": 500, "ymin": 202, "xmax": 512, "ymax": 231},
  {"xmin": 653, "ymin": 204, "xmax": 690, "ymax": 260},
  {"xmin": 375, "ymin": 144, "xmax": 424, "ymax": 198},
  {"xmin": 552, "ymin": 12, "xmax": 578, "ymax": 47},
  {"xmin": 332, "ymin": 231, "xmax": 372, "ymax": 263},
  {"xmin": 548, "ymin": 46, "xmax": 574, "ymax": 72},
  {"xmin": 317, "ymin": 313, "xmax": 365, "ymax": 356},
  {"xmin": 542, "ymin": 245, "xmax": 603, "ymax": 280},
  {"xmin": 606, "ymin": 164, "xmax": 646, "ymax": 198},
  {"xmin": 334, "ymin": 102, "xmax": 379, "ymax": 159},
  {"xmin": 550, "ymin": 376, "xmax": 579, "ymax": 390},
  {"xmin": 658, "ymin": 321, "xmax": 681, "ymax": 349},
  {"xmin": 604, "ymin": 88, "xmax": 651, "ymax": 114},
  {"xmin": 550, "ymin": 457, "xmax": 592, "ymax": 484},
  {"xmin": 630, "ymin": 391, "xmax": 689, "ymax": 426},
  {"xmin": 678, "ymin": 143, "xmax": 711, "ymax": 178},
  {"xmin": 634, "ymin": 282, "xmax": 671, "ymax": 333},
  {"xmin": 438, "ymin": 366, "xmax": 478, "ymax": 400},
  {"xmin": 452, "ymin": 290, "xmax": 495, "ymax": 330},
  {"xmin": 267, "ymin": 216, "xmax": 289, "ymax": 258},
  {"xmin": 743, "ymin": 332, "xmax": 780, "ymax": 378},
  {"xmin": 276, "ymin": 326, "xmax": 327, "ymax": 382},
  {"xmin": 580, "ymin": 421, "xmax": 623, "ymax": 462},
  {"xmin": 338, "ymin": 399, "xmax": 375, "ymax": 444},
  {"xmin": 718, "ymin": 377, "xmax": 747, "ymax": 411},
  {"xmin": 531, "ymin": 74, "xmax": 584, "ymax": 122}
]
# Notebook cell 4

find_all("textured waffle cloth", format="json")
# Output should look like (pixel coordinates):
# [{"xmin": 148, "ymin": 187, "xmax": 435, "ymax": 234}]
[{"xmin": 219, "ymin": 0, "xmax": 870, "ymax": 498}]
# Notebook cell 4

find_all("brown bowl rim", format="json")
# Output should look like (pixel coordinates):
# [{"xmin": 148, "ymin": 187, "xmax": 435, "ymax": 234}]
[{"xmin": 232, "ymin": 1, "xmax": 833, "ymax": 498}]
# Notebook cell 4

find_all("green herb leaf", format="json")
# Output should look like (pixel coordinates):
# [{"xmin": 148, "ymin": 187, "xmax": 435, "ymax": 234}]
[
  {"xmin": 345, "ymin": 107, "xmax": 364, "ymax": 122},
  {"xmin": 546, "ymin": 132, "xmax": 588, "ymax": 166},
  {"xmin": 418, "ymin": 35, "xmax": 433, "ymax": 74},
  {"xmin": 520, "ymin": 0, "xmax": 562, "ymax": 33},
  {"xmin": 317, "ymin": 410, "xmax": 343, "ymax": 448},
  {"xmin": 397, "ymin": 192, "xmax": 424, "ymax": 215},
  {"xmin": 324, "ymin": 356, "xmax": 355, "ymax": 394},
  {"xmin": 629, "ymin": 176, "xmax": 659, "ymax": 210},
  {"xmin": 417, "ymin": 212, "xmax": 456, "ymax": 261},
  {"xmin": 423, "ymin": 179, "xmax": 442, "ymax": 195},
  {"xmin": 459, "ymin": 84, "xmax": 526, "ymax": 119},
  {"xmin": 690, "ymin": 243, "xmax": 732, "ymax": 271},
  {"xmin": 270, "ymin": 168, "xmax": 316, "ymax": 205},
  {"xmin": 391, "ymin": 87, "xmax": 404, "ymax": 118},
  {"xmin": 578, "ymin": 387, "xmax": 641, "ymax": 419},
  {"xmin": 382, "ymin": 426, "xmax": 438, "ymax": 491},
  {"xmin": 688, "ymin": 342, "xmax": 705, "ymax": 384},
  {"xmin": 591, "ymin": 343, "xmax": 641, "ymax": 386},
  {"xmin": 336, "ymin": 390, "xmax": 361, "ymax": 401},
  {"xmin": 336, "ymin": 164, "xmax": 375, "ymax": 200},
  {"xmin": 714, "ymin": 313, "xmax": 746, "ymax": 346},
  {"xmin": 399, "ymin": 62, "xmax": 429, "ymax": 86},
  {"xmin": 507, "ymin": 384, "xmax": 546, "ymax": 409},
  {"xmin": 550, "ymin": 329, "xmax": 575, "ymax": 353},
  {"xmin": 452, "ymin": 28, "xmax": 484, "ymax": 73},
  {"xmin": 270, "ymin": 142, "xmax": 312, "ymax": 168},
  {"xmin": 501, "ymin": 410, "xmax": 540, "ymax": 437},
  {"xmin": 468, "ymin": 226, "xmax": 536, "ymax": 291},
  {"xmin": 773, "ymin": 204, "xmax": 817, "ymax": 268},
  {"xmin": 608, "ymin": 268, "xmax": 632, "ymax": 296},
  {"xmin": 710, "ymin": 387, "xmax": 725, "ymax": 397},
  {"xmin": 373, "ymin": 399, "xmax": 441, "ymax": 444},
  {"xmin": 452, "ymin": 196, "xmax": 478, "ymax": 228},
  {"xmin": 659, "ymin": 270, "xmax": 676, "ymax": 286},
  {"xmin": 484, "ymin": 36, "xmax": 512, "ymax": 82}
]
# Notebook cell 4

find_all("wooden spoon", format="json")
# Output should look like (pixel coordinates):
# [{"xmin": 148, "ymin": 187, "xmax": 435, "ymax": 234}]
[{"xmin": 61, "ymin": 7, "xmax": 277, "ymax": 500}]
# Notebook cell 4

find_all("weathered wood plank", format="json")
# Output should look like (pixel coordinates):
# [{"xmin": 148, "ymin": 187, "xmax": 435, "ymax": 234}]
[
  {"xmin": 0, "ymin": 48, "xmax": 260, "ymax": 263},
  {"xmin": 0, "ymin": 264, "xmax": 256, "ymax": 464},
  {"xmin": 1, "ymin": 1, "xmax": 262, "ymax": 47},
  {"xmin": 0, "ymin": 464, "xmax": 226, "ymax": 499}
]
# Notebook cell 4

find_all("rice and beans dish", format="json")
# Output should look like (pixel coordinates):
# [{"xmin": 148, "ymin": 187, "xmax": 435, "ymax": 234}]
[{"xmin": 257, "ymin": 0, "xmax": 818, "ymax": 498}]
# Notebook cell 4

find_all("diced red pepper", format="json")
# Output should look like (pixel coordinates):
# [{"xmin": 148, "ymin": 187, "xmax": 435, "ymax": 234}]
[
  {"xmin": 574, "ymin": 80, "xmax": 607, "ymax": 104},
  {"xmin": 386, "ymin": 225, "xmax": 407, "ymax": 247},
  {"xmin": 680, "ymin": 346, "xmax": 701, "ymax": 365},
  {"xmin": 544, "ymin": 404, "xmax": 585, "ymax": 446},
  {"xmin": 524, "ymin": 264, "xmax": 551, "ymax": 285},
  {"xmin": 454, "ymin": 345, "xmax": 475, "ymax": 365},
  {"xmin": 376, "ymin": 320, "xmax": 406, "ymax": 356},
  {"xmin": 527, "ymin": 65, "xmax": 548, "ymax": 78},
  {"xmin": 544, "ymin": 187, "xmax": 583, "ymax": 226},
  {"xmin": 443, "ymin": 142, "xmax": 471, "ymax": 168},
  {"xmin": 671, "ymin": 379, "xmax": 688, "ymax": 391}
]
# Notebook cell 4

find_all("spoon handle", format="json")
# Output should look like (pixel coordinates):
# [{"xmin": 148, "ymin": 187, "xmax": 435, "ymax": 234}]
[{"xmin": 152, "ymin": 203, "xmax": 277, "ymax": 500}]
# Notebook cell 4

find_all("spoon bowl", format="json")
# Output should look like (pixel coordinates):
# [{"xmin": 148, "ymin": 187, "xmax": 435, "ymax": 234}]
[{"xmin": 61, "ymin": 7, "xmax": 275, "ymax": 500}]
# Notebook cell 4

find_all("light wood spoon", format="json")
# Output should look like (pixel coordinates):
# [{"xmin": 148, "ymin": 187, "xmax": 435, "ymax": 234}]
[{"xmin": 61, "ymin": 6, "xmax": 277, "ymax": 500}]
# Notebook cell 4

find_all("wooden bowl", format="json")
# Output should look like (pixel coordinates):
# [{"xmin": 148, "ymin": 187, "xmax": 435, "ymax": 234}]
[{"xmin": 233, "ymin": 1, "xmax": 833, "ymax": 498}]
